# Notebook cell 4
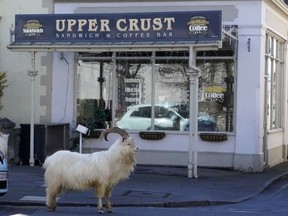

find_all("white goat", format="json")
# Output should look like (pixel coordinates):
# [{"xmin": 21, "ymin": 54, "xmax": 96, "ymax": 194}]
[{"xmin": 43, "ymin": 127, "xmax": 137, "ymax": 213}]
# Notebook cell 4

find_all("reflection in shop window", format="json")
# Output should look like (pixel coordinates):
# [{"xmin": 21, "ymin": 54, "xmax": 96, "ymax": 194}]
[
  {"xmin": 76, "ymin": 48, "xmax": 236, "ymax": 133},
  {"xmin": 115, "ymin": 55, "xmax": 153, "ymax": 130},
  {"xmin": 155, "ymin": 62, "xmax": 189, "ymax": 117},
  {"xmin": 197, "ymin": 60, "xmax": 235, "ymax": 132},
  {"xmin": 115, "ymin": 60, "xmax": 151, "ymax": 110},
  {"xmin": 265, "ymin": 34, "xmax": 284, "ymax": 130},
  {"xmin": 115, "ymin": 53, "xmax": 191, "ymax": 131},
  {"xmin": 76, "ymin": 60, "xmax": 113, "ymax": 130}
]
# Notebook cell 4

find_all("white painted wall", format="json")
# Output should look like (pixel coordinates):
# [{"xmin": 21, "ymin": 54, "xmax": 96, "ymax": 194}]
[
  {"xmin": 0, "ymin": 0, "xmax": 48, "ymax": 127},
  {"xmin": 51, "ymin": 52, "xmax": 76, "ymax": 127}
]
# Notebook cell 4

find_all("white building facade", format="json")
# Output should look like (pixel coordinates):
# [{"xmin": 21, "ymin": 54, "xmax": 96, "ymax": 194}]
[{"xmin": 2, "ymin": 0, "xmax": 288, "ymax": 172}]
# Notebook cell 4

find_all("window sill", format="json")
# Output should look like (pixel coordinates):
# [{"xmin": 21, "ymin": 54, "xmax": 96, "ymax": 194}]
[{"xmin": 267, "ymin": 128, "xmax": 284, "ymax": 134}]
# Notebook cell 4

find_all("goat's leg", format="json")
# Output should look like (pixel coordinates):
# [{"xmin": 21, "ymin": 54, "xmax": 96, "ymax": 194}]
[
  {"xmin": 96, "ymin": 185, "xmax": 105, "ymax": 214},
  {"xmin": 46, "ymin": 187, "xmax": 58, "ymax": 212},
  {"xmin": 105, "ymin": 187, "xmax": 113, "ymax": 213}
]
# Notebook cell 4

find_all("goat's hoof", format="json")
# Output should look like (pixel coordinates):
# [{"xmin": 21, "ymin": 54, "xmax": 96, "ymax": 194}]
[
  {"xmin": 47, "ymin": 207, "xmax": 56, "ymax": 212},
  {"xmin": 98, "ymin": 208, "xmax": 104, "ymax": 214},
  {"xmin": 108, "ymin": 209, "xmax": 113, "ymax": 213}
]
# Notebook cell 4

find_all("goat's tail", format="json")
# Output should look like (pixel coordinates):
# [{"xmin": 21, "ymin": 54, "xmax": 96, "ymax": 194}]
[{"xmin": 42, "ymin": 155, "xmax": 52, "ymax": 170}]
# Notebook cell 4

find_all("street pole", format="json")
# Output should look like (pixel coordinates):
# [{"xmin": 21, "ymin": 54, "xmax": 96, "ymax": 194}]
[
  {"xmin": 28, "ymin": 52, "xmax": 38, "ymax": 166},
  {"xmin": 187, "ymin": 46, "xmax": 201, "ymax": 178},
  {"xmin": 79, "ymin": 133, "xmax": 83, "ymax": 154}
]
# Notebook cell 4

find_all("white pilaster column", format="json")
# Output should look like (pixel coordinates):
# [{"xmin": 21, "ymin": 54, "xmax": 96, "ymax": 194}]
[
  {"xmin": 187, "ymin": 46, "xmax": 201, "ymax": 178},
  {"xmin": 27, "ymin": 52, "xmax": 38, "ymax": 166}
]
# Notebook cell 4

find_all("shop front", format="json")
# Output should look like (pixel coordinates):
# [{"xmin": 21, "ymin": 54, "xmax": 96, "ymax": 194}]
[{"xmin": 9, "ymin": 0, "xmax": 288, "ymax": 173}]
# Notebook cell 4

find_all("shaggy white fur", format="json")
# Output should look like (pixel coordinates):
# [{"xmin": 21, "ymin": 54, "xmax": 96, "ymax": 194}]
[{"xmin": 43, "ymin": 128, "xmax": 137, "ymax": 214}]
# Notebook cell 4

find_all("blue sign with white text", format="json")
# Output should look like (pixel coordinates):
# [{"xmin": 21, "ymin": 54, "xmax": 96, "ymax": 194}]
[{"xmin": 14, "ymin": 11, "xmax": 222, "ymax": 44}]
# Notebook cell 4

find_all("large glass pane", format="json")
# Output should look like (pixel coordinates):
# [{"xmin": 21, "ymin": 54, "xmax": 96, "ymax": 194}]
[
  {"xmin": 76, "ymin": 59, "xmax": 113, "ymax": 130},
  {"xmin": 115, "ymin": 53, "xmax": 153, "ymax": 131},
  {"xmin": 266, "ymin": 57, "xmax": 272, "ymax": 130},
  {"xmin": 271, "ymin": 59, "xmax": 277, "ymax": 129},
  {"xmin": 115, "ymin": 52, "xmax": 191, "ymax": 132},
  {"xmin": 76, "ymin": 49, "xmax": 236, "ymax": 133},
  {"xmin": 197, "ymin": 60, "xmax": 235, "ymax": 132},
  {"xmin": 154, "ymin": 60, "xmax": 189, "ymax": 131}
]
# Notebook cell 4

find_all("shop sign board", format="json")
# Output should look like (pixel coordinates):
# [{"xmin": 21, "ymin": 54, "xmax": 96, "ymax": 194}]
[{"xmin": 14, "ymin": 11, "xmax": 222, "ymax": 44}]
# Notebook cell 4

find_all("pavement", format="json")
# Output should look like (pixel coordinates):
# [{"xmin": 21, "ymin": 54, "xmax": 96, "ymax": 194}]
[{"xmin": 0, "ymin": 162, "xmax": 288, "ymax": 209}]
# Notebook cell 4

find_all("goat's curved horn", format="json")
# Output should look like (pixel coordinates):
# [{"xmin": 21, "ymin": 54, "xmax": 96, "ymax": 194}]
[{"xmin": 100, "ymin": 127, "xmax": 129, "ymax": 141}]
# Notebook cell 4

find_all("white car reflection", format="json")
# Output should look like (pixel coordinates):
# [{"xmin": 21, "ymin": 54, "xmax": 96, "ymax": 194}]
[
  {"xmin": 116, "ymin": 104, "xmax": 218, "ymax": 131},
  {"xmin": 116, "ymin": 104, "xmax": 188, "ymax": 131}
]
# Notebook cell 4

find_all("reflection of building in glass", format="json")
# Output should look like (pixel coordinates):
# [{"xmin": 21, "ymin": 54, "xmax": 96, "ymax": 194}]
[{"xmin": 76, "ymin": 50, "xmax": 235, "ymax": 132}]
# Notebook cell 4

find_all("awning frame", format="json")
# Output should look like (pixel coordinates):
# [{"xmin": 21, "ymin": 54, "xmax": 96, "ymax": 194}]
[{"xmin": 7, "ymin": 41, "xmax": 222, "ymax": 52}]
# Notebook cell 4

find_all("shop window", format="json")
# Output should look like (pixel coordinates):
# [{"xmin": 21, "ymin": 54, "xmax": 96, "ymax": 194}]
[
  {"xmin": 196, "ymin": 38, "xmax": 236, "ymax": 132},
  {"xmin": 76, "ymin": 60, "xmax": 113, "ymax": 130},
  {"xmin": 76, "ymin": 47, "xmax": 236, "ymax": 133},
  {"xmin": 265, "ymin": 34, "xmax": 284, "ymax": 130},
  {"xmin": 197, "ymin": 60, "xmax": 235, "ymax": 132},
  {"xmin": 115, "ymin": 52, "xmax": 190, "ymax": 131}
]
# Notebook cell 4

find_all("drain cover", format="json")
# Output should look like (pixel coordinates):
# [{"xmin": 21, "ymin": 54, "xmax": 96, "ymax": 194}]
[{"xmin": 121, "ymin": 190, "xmax": 171, "ymax": 198}]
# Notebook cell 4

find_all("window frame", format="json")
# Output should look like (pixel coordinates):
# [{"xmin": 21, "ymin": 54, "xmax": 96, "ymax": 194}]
[
  {"xmin": 265, "ymin": 32, "xmax": 285, "ymax": 130},
  {"xmin": 76, "ymin": 46, "xmax": 237, "ymax": 133}
]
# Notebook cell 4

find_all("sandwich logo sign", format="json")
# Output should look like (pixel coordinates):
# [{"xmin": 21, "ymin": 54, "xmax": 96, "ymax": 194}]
[
  {"xmin": 22, "ymin": 20, "xmax": 44, "ymax": 37},
  {"xmin": 14, "ymin": 11, "xmax": 222, "ymax": 44}
]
